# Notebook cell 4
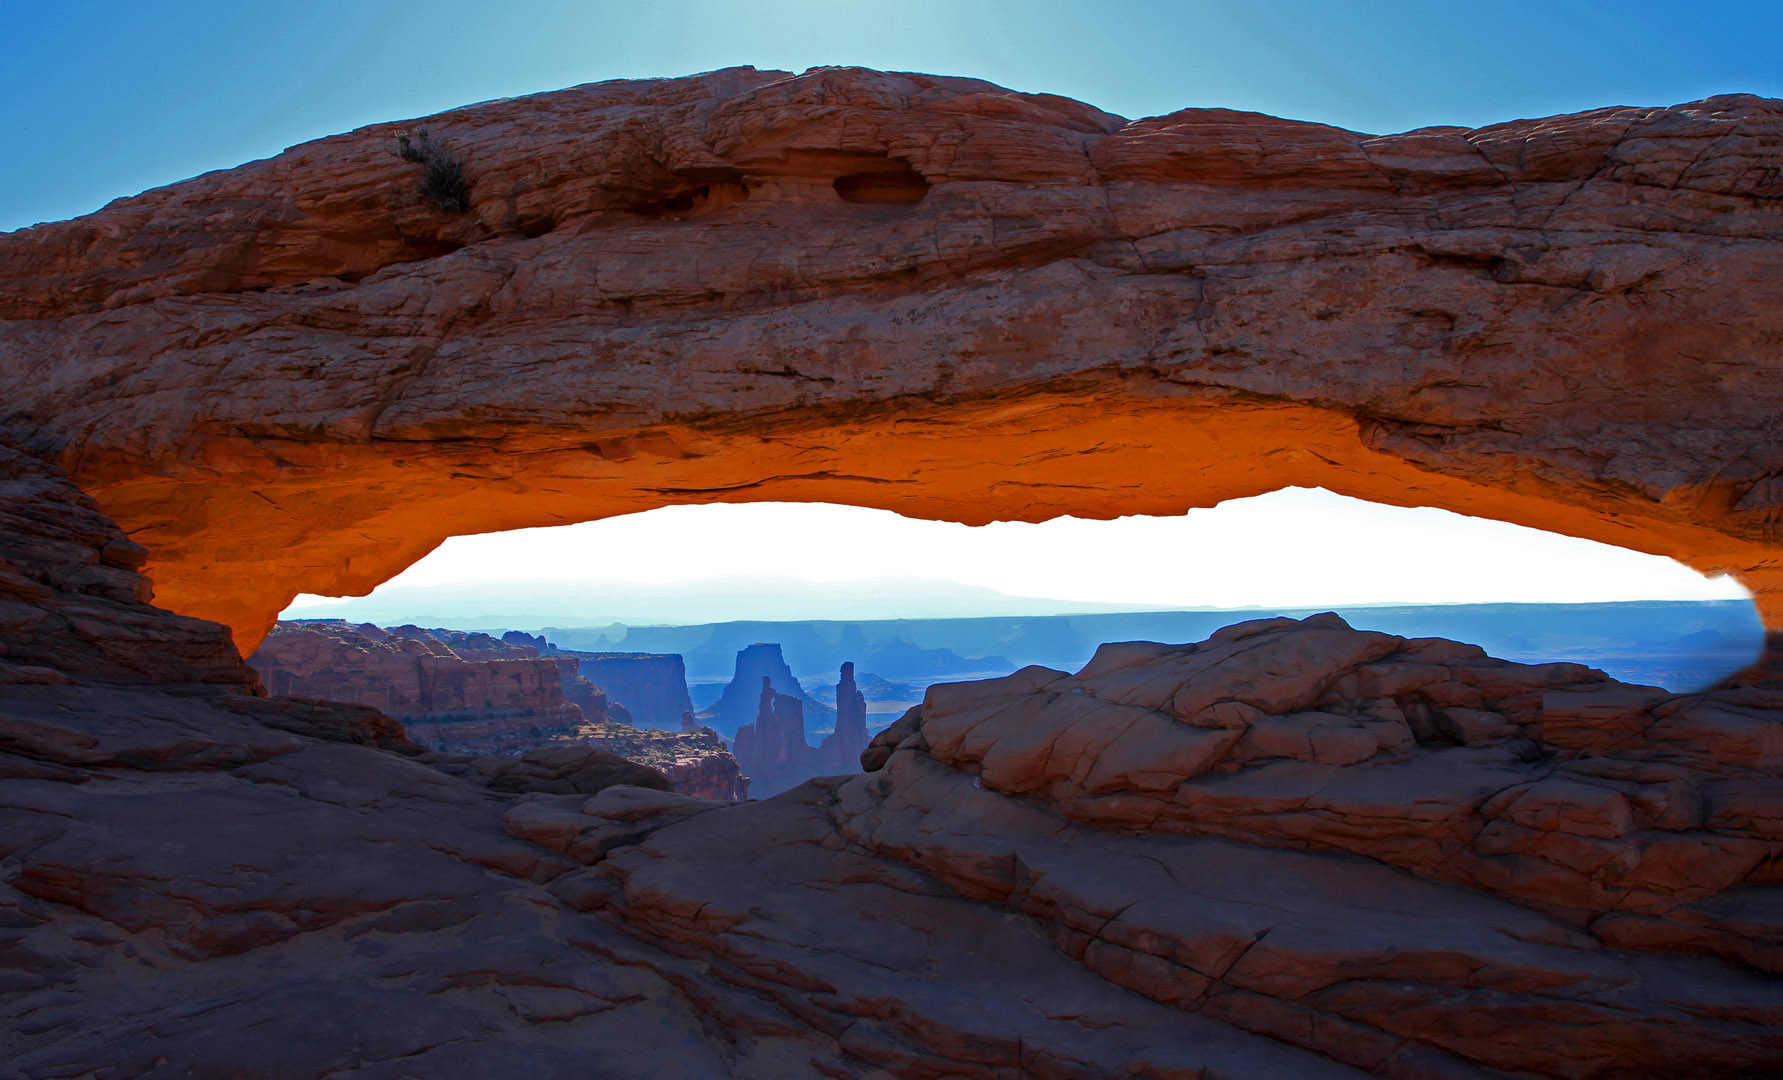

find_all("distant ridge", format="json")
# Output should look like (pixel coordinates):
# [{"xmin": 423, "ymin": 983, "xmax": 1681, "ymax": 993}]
[
  {"xmin": 541, "ymin": 599, "xmax": 1764, "ymax": 695},
  {"xmin": 281, "ymin": 575, "xmax": 1190, "ymax": 626}
]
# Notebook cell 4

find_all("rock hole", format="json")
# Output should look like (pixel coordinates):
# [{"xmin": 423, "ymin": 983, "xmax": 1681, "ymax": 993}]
[
  {"xmin": 626, "ymin": 176, "xmax": 749, "ymax": 220},
  {"xmin": 400, "ymin": 236, "xmax": 467, "ymax": 260},
  {"xmin": 833, "ymin": 164, "xmax": 930, "ymax": 206},
  {"xmin": 1401, "ymin": 701, "xmax": 1463, "ymax": 748}
]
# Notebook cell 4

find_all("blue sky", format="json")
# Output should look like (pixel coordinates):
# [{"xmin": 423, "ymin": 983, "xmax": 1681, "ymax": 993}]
[{"xmin": 5, "ymin": 0, "xmax": 1781, "ymax": 231}]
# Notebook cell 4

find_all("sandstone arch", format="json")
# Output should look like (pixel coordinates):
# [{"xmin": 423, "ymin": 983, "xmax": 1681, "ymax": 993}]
[{"xmin": 2, "ymin": 67, "xmax": 1780, "ymax": 652}]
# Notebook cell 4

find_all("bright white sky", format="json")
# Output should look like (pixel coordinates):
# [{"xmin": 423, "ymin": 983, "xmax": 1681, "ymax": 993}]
[{"xmin": 288, "ymin": 488, "xmax": 1749, "ymax": 615}]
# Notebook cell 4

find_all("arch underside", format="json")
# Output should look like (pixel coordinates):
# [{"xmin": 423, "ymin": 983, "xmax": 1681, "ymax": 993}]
[{"xmin": 81, "ymin": 383, "xmax": 1782, "ymax": 653}]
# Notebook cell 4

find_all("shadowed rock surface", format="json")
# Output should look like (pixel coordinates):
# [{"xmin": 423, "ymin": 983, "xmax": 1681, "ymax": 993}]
[
  {"xmin": 247, "ymin": 619, "xmax": 745, "ymax": 798},
  {"xmin": 571, "ymin": 652, "xmax": 699, "ymax": 730},
  {"xmin": 4, "ymin": 436, "xmax": 1779, "ymax": 1076},
  {"xmin": 521, "ymin": 722, "xmax": 749, "ymax": 802},
  {"xmin": 1, "ymin": 69, "xmax": 1779, "ymax": 647}
]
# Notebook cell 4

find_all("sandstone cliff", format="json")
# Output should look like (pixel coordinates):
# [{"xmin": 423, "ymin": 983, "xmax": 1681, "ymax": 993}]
[
  {"xmin": 536, "ymin": 721, "xmax": 747, "ymax": 801},
  {"xmin": 11, "ymin": 487, "xmax": 1777, "ymax": 1079},
  {"xmin": 246, "ymin": 620, "xmax": 744, "ymax": 798},
  {"xmin": 0, "ymin": 433, "xmax": 259, "ymax": 693},
  {"xmin": 249, "ymin": 621, "xmax": 586, "ymax": 745},
  {"xmin": 570, "ymin": 652, "xmax": 697, "ymax": 730},
  {"xmin": 0, "ymin": 70, "xmax": 1777, "ymax": 650}
]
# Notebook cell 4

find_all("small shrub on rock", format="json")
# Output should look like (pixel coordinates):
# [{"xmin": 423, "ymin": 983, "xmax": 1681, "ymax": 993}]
[{"xmin": 394, "ymin": 129, "xmax": 470, "ymax": 213}]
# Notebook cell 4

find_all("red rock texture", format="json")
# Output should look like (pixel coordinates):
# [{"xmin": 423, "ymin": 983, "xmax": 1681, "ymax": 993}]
[
  {"xmin": 520, "ymin": 615, "xmax": 1783, "ymax": 1078},
  {"xmin": 4, "ymin": 444, "xmax": 1780, "ymax": 1076},
  {"xmin": 0, "ymin": 434, "xmax": 259, "ymax": 693},
  {"xmin": 902, "ymin": 614, "xmax": 1783, "ymax": 976},
  {"xmin": 247, "ymin": 619, "xmax": 746, "ymax": 797},
  {"xmin": 0, "ymin": 69, "xmax": 1778, "ymax": 649},
  {"xmin": 250, "ymin": 620, "xmax": 581, "ymax": 727},
  {"xmin": 5, "ymin": 69, "xmax": 1783, "ymax": 1077},
  {"xmin": 529, "ymin": 720, "xmax": 749, "ymax": 801},
  {"xmin": 552, "ymin": 656, "xmax": 612, "ymax": 720}
]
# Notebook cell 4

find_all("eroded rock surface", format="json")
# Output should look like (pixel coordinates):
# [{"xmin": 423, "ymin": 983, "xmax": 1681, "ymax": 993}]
[
  {"xmin": 0, "ymin": 434, "xmax": 258, "ymax": 693},
  {"xmin": 5, "ymin": 70, "xmax": 1783, "ymax": 1076},
  {"xmin": 1, "ymin": 69, "xmax": 1779, "ymax": 646},
  {"xmin": 248, "ymin": 619, "xmax": 746, "ymax": 798},
  {"xmin": 251, "ymin": 620, "xmax": 585, "ymax": 732},
  {"xmin": 520, "ymin": 721, "xmax": 749, "ymax": 802},
  {"xmin": 9, "ymin": 512, "xmax": 1781, "ymax": 1079}
]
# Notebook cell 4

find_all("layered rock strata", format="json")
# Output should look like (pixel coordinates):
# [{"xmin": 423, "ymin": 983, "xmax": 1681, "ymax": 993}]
[
  {"xmin": 527, "ymin": 720, "xmax": 748, "ymax": 801},
  {"xmin": 0, "ymin": 70, "xmax": 1777, "ymax": 649},
  {"xmin": 250, "ymin": 620, "xmax": 588, "ymax": 750},
  {"xmin": 246, "ymin": 620, "xmax": 744, "ymax": 797},
  {"xmin": 536, "ymin": 613, "xmax": 1783, "ymax": 1079},
  {"xmin": 6, "ymin": 70, "xmax": 1783, "ymax": 1078},
  {"xmin": 0, "ymin": 434, "xmax": 259, "ymax": 693}
]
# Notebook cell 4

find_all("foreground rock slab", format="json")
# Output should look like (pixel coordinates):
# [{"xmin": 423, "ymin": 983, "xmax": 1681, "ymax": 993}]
[{"xmin": 7, "ymin": 602, "xmax": 1781, "ymax": 1076}]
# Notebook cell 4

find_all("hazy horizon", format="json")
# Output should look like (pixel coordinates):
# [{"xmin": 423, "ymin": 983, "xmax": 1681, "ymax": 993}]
[
  {"xmin": 284, "ymin": 573, "xmax": 1762, "ymax": 632},
  {"xmin": 283, "ymin": 573, "xmax": 1190, "ymax": 627},
  {"xmin": 282, "ymin": 490, "xmax": 1753, "ymax": 627}
]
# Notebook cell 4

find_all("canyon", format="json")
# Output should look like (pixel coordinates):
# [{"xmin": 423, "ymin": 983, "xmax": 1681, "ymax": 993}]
[
  {"xmin": 249, "ymin": 619, "xmax": 747, "ymax": 800},
  {"xmin": 2, "ymin": 67, "xmax": 1782, "ymax": 1077},
  {"xmin": 251, "ymin": 621, "xmax": 587, "ymax": 735}
]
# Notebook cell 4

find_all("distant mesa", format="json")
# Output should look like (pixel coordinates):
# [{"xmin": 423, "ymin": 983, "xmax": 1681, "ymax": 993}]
[
  {"xmin": 571, "ymin": 654, "xmax": 697, "ymax": 730},
  {"xmin": 252, "ymin": 620, "xmax": 585, "ymax": 738},
  {"xmin": 502, "ymin": 630, "xmax": 700, "ymax": 731},
  {"xmin": 700, "ymin": 642, "xmax": 835, "ymax": 740},
  {"xmin": 563, "ymin": 603, "xmax": 1765, "ymax": 696}
]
